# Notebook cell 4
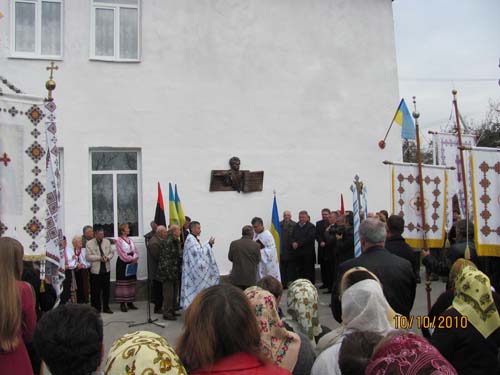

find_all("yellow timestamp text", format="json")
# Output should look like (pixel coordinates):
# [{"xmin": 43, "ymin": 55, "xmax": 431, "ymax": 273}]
[{"xmin": 393, "ymin": 315, "xmax": 468, "ymax": 330}]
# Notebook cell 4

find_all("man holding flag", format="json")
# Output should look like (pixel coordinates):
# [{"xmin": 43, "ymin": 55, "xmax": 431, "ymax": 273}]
[{"xmin": 251, "ymin": 217, "xmax": 281, "ymax": 282}]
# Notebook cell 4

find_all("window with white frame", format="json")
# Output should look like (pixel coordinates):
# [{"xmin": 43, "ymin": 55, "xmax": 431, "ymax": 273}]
[
  {"xmin": 11, "ymin": 0, "xmax": 63, "ymax": 58},
  {"xmin": 90, "ymin": 150, "xmax": 141, "ymax": 238},
  {"xmin": 91, "ymin": 0, "xmax": 140, "ymax": 61}
]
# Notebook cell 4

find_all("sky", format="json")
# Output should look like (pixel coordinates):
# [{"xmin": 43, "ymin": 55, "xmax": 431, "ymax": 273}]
[{"xmin": 393, "ymin": 0, "xmax": 500, "ymax": 142}]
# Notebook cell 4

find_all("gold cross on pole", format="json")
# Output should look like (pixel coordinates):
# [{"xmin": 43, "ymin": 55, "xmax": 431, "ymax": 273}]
[
  {"xmin": 45, "ymin": 61, "xmax": 58, "ymax": 101},
  {"xmin": 46, "ymin": 62, "xmax": 58, "ymax": 79}
]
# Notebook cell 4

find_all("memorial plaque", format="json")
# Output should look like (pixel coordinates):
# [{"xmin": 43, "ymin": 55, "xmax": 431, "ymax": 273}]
[
  {"xmin": 209, "ymin": 157, "xmax": 264, "ymax": 193},
  {"xmin": 242, "ymin": 171, "xmax": 264, "ymax": 192}
]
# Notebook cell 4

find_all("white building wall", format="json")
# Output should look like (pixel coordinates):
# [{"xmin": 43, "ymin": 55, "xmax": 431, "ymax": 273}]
[{"xmin": 1, "ymin": 0, "xmax": 401, "ymax": 277}]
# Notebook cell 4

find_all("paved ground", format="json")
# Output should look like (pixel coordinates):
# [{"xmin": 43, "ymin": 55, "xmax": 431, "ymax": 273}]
[{"xmin": 45, "ymin": 269, "xmax": 447, "ymax": 373}]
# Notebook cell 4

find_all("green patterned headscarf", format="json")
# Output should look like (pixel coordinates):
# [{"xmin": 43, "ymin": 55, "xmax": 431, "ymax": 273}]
[
  {"xmin": 286, "ymin": 278, "xmax": 322, "ymax": 341},
  {"xmin": 104, "ymin": 331, "xmax": 187, "ymax": 375},
  {"xmin": 453, "ymin": 267, "xmax": 500, "ymax": 338}
]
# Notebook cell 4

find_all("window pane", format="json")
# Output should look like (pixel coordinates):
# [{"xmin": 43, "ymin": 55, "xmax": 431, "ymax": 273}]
[
  {"xmin": 95, "ymin": 0, "xmax": 138, "ymax": 5},
  {"xmin": 41, "ymin": 1, "xmax": 61, "ymax": 55},
  {"xmin": 119, "ymin": 8, "xmax": 138, "ymax": 59},
  {"xmin": 91, "ymin": 152, "xmax": 137, "ymax": 171},
  {"xmin": 95, "ymin": 8, "xmax": 114, "ymax": 56},
  {"xmin": 15, "ymin": 2, "xmax": 36, "ymax": 53},
  {"xmin": 117, "ymin": 174, "xmax": 138, "ymax": 236},
  {"xmin": 92, "ymin": 174, "xmax": 114, "ymax": 237}
]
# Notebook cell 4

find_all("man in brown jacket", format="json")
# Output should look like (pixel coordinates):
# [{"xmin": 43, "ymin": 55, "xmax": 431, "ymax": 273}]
[
  {"xmin": 147, "ymin": 225, "xmax": 167, "ymax": 314},
  {"xmin": 228, "ymin": 225, "xmax": 261, "ymax": 289},
  {"xmin": 86, "ymin": 226, "xmax": 114, "ymax": 313}
]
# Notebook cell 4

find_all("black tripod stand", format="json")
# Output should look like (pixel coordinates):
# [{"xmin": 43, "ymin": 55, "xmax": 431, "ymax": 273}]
[{"xmin": 129, "ymin": 248, "xmax": 164, "ymax": 328}]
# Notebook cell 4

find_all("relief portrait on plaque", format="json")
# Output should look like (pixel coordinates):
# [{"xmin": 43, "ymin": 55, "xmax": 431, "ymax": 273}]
[{"xmin": 209, "ymin": 157, "xmax": 264, "ymax": 193}]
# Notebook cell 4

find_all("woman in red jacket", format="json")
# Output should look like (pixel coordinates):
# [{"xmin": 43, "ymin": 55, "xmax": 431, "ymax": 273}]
[
  {"xmin": 0, "ymin": 237, "xmax": 37, "ymax": 375},
  {"xmin": 176, "ymin": 284, "xmax": 291, "ymax": 375}
]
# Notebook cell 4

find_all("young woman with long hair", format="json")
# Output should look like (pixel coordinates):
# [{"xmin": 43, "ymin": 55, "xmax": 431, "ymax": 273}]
[
  {"xmin": 0, "ymin": 237, "xmax": 37, "ymax": 375},
  {"xmin": 176, "ymin": 284, "xmax": 291, "ymax": 375}
]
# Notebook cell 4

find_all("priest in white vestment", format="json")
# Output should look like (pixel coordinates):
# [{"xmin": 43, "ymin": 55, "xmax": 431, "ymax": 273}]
[
  {"xmin": 180, "ymin": 221, "xmax": 220, "ymax": 309},
  {"xmin": 251, "ymin": 217, "xmax": 281, "ymax": 281}
]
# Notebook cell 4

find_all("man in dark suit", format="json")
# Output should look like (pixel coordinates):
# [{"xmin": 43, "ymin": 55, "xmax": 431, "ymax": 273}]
[
  {"xmin": 280, "ymin": 210, "xmax": 296, "ymax": 287},
  {"xmin": 289, "ymin": 210, "xmax": 316, "ymax": 284},
  {"xmin": 385, "ymin": 215, "xmax": 421, "ymax": 283},
  {"xmin": 228, "ymin": 225, "xmax": 261, "ymax": 289},
  {"xmin": 331, "ymin": 218, "xmax": 416, "ymax": 322},
  {"xmin": 316, "ymin": 208, "xmax": 331, "ymax": 289}
]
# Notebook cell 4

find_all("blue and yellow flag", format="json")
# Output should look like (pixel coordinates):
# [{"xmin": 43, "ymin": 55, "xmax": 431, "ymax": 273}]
[
  {"xmin": 168, "ymin": 183, "xmax": 179, "ymax": 226},
  {"xmin": 393, "ymin": 99, "xmax": 416, "ymax": 140},
  {"xmin": 270, "ymin": 195, "xmax": 282, "ymax": 262},
  {"xmin": 174, "ymin": 184, "xmax": 186, "ymax": 229}
]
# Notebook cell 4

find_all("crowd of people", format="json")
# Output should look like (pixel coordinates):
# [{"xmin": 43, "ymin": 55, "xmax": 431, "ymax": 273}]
[{"xmin": 1, "ymin": 205, "xmax": 500, "ymax": 374}]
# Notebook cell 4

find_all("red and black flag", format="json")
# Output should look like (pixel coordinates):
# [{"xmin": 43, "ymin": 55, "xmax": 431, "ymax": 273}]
[{"xmin": 154, "ymin": 182, "xmax": 167, "ymax": 226}]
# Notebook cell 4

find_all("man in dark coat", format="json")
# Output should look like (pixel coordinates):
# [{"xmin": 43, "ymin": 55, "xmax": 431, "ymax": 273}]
[
  {"xmin": 385, "ymin": 215, "xmax": 421, "ymax": 283},
  {"xmin": 280, "ymin": 210, "xmax": 296, "ymax": 287},
  {"xmin": 289, "ymin": 210, "xmax": 316, "ymax": 284},
  {"xmin": 228, "ymin": 225, "xmax": 261, "ymax": 289},
  {"xmin": 144, "ymin": 221, "xmax": 158, "ymax": 248},
  {"xmin": 157, "ymin": 225, "xmax": 182, "ymax": 320},
  {"xmin": 147, "ymin": 225, "xmax": 167, "ymax": 314},
  {"xmin": 316, "ymin": 208, "xmax": 331, "ymax": 289},
  {"xmin": 331, "ymin": 218, "xmax": 416, "ymax": 322},
  {"xmin": 423, "ymin": 219, "xmax": 483, "ymax": 277}
]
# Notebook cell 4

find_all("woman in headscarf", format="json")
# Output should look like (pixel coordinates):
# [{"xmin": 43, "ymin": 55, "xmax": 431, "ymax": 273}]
[
  {"xmin": 366, "ymin": 333, "xmax": 458, "ymax": 375},
  {"xmin": 245, "ymin": 286, "xmax": 315, "ymax": 375},
  {"xmin": 318, "ymin": 267, "xmax": 399, "ymax": 353},
  {"xmin": 177, "ymin": 284, "xmax": 290, "ymax": 375},
  {"xmin": 312, "ymin": 279, "xmax": 394, "ymax": 375},
  {"xmin": 422, "ymin": 259, "xmax": 480, "ymax": 338},
  {"xmin": 284, "ymin": 279, "xmax": 324, "ymax": 348},
  {"xmin": 431, "ymin": 267, "xmax": 500, "ymax": 375},
  {"xmin": 105, "ymin": 331, "xmax": 187, "ymax": 375}
]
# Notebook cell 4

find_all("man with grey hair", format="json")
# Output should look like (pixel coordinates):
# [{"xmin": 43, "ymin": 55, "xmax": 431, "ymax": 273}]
[{"xmin": 331, "ymin": 218, "xmax": 416, "ymax": 322}]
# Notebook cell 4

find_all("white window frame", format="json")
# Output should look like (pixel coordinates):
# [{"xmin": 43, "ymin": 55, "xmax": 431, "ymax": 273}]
[
  {"xmin": 89, "ymin": 0, "xmax": 141, "ymax": 62},
  {"xmin": 89, "ymin": 148, "xmax": 143, "ymax": 238},
  {"xmin": 10, "ymin": 0, "xmax": 64, "ymax": 60}
]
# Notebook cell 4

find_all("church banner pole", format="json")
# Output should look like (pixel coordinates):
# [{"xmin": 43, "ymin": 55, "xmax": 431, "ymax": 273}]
[
  {"xmin": 452, "ymin": 90, "xmax": 472, "ymax": 254},
  {"xmin": 452, "ymin": 89, "xmax": 470, "ymax": 217},
  {"xmin": 412, "ymin": 97, "xmax": 432, "ymax": 314}
]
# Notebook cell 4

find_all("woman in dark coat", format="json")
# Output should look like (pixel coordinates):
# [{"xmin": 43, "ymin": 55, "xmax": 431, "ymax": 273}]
[{"xmin": 431, "ymin": 266, "xmax": 500, "ymax": 375}]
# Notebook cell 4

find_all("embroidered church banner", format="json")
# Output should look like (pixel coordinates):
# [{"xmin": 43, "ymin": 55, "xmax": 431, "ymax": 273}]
[
  {"xmin": 0, "ymin": 95, "xmax": 48, "ymax": 260},
  {"xmin": 470, "ymin": 147, "xmax": 500, "ymax": 256},
  {"xmin": 433, "ymin": 132, "xmax": 476, "ymax": 221},
  {"xmin": 391, "ymin": 163, "xmax": 448, "ymax": 248}
]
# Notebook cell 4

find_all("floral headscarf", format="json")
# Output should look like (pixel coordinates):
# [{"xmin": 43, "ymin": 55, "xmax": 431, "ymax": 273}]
[
  {"xmin": 286, "ymin": 279, "xmax": 322, "ymax": 342},
  {"xmin": 365, "ymin": 333, "xmax": 458, "ymax": 375},
  {"xmin": 453, "ymin": 266, "xmax": 500, "ymax": 338},
  {"xmin": 244, "ymin": 286, "xmax": 300, "ymax": 372},
  {"xmin": 104, "ymin": 331, "xmax": 187, "ymax": 375},
  {"xmin": 448, "ymin": 259, "xmax": 476, "ymax": 288}
]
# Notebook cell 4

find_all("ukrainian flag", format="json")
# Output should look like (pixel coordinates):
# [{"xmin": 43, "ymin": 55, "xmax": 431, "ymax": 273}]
[
  {"xmin": 168, "ymin": 183, "xmax": 179, "ymax": 226},
  {"xmin": 393, "ymin": 99, "xmax": 416, "ymax": 140},
  {"xmin": 270, "ymin": 195, "xmax": 282, "ymax": 262},
  {"xmin": 174, "ymin": 184, "xmax": 186, "ymax": 229}
]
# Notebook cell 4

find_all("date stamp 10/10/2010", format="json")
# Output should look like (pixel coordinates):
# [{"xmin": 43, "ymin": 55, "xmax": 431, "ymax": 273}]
[{"xmin": 393, "ymin": 315, "xmax": 468, "ymax": 330}]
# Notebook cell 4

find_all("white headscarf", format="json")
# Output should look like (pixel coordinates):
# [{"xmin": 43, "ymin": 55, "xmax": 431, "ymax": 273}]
[{"xmin": 317, "ymin": 279, "xmax": 392, "ymax": 352}]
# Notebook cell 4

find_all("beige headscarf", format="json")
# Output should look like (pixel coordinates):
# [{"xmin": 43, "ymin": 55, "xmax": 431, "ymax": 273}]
[
  {"xmin": 244, "ymin": 286, "xmax": 301, "ymax": 372},
  {"xmin": 317, "ymin": 279, "xmax": 393, "ymax": 352},
  {"xmin": 340, "ymin": 266, "xmax": 398, "ymax": 324},
  {"xmin": 285, "ymin": 278, "xmax": 322, "ymax": 345},
  {"xmin": 104, "ymin": 331, "xmax": 187, "ymax": 375},
  {"xmin": 453, "ymin": 266, "xmax": 500, "ymax": 338}
]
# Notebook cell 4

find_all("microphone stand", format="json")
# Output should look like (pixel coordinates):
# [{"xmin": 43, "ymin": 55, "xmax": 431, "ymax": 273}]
[{"xmin": 129, "ymin": 238, "xmax": 164, "ymax": 328}]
